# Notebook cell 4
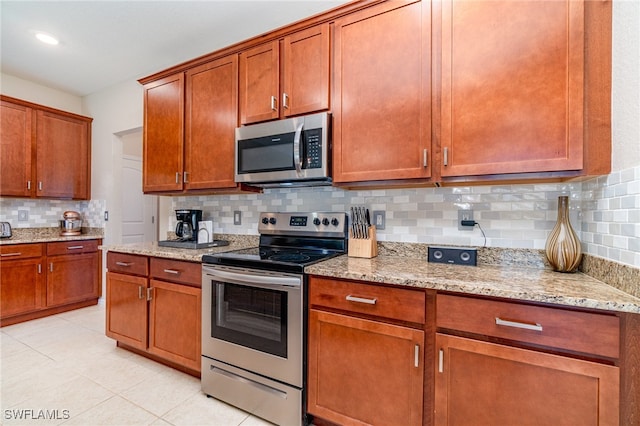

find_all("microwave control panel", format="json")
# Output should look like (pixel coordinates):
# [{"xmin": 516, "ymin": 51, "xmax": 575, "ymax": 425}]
[{"xmin": 304, "ymin": 128, "xmax": 322, "ymax": 169}]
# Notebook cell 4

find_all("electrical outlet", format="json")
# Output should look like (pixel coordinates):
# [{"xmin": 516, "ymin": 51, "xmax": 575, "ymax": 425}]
[
  {"xmin": 18, "ymin": 210, "xmax": 29, "ymax": 221},
  {"xmin": 233, "ymin": 211, "xmax": 242, "ymax": 225},
  {"xmin": 372, "ymin": 210, "xmax": 385, "ymax": 230},
  {"xmin": 458, "ymin": 209, "xmax": 474, "ymax": 231}
]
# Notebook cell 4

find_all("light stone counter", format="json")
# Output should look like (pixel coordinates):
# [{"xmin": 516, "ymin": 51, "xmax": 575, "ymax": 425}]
[
  {"xmin": 100, "ymin": 234, "xmax": 259, "ymax": 263},
  {"xmin": 305, "ymin": 255, "xmax": 640, "ymax": 314},
  {"xmin": 0, "ymin": 227, "xmax": 104, "ymax": 244}
]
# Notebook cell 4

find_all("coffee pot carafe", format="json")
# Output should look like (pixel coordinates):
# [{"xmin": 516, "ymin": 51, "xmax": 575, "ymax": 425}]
[{"xmin": 175, "ymin": 209, "xmax": 202, "ymax": 241}]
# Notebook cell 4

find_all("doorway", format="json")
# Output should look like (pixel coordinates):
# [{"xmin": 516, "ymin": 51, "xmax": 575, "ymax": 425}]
[{"xmin": 119, "ymin": 130, "xmax": 157, "ymax": 243}]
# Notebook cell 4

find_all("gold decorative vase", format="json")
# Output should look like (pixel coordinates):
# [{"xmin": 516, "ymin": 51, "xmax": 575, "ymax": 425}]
[{"xmin": 545, "ymin": 196, "xmax": 582, "ymax": 273}]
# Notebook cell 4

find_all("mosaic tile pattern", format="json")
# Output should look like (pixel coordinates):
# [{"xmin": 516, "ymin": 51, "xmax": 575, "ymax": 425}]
[{"xmin": 0, "ymin": 199, "xmax": 106, "ymax": 228}]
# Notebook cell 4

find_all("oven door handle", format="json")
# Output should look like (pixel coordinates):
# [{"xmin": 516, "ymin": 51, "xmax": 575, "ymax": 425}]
[{"xmin": 204, "ymin": 267, "xmax": 301, "ymax": 288}]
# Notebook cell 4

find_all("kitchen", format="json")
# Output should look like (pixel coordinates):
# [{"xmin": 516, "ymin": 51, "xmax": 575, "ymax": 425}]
[{"xmin": 1, "ymin": 0, "xmax": 639, "ymax": 425}]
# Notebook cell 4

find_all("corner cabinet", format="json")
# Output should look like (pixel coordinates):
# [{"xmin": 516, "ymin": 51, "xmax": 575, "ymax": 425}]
[
  {"xmin": 142, "ymin": 54, "xmax": 242, "ymax": 194},
  {"xmin": 434, "ymin": 294, "xmax": 620, "ymax": 426},
  {"xmin": 437, "ymin": 0, "xmax": 611, "ymax": 180},
  {"xmin": 307, "ymin": 276, "xmax": 426, "ymax": 426},
  {"xmin": 106, "ymin": 252, "xmax": 201, "ymax": 374},
  {"xmin": 0, "ymin": 96, "xmax": 92, "ymax": 200},
  {"xmin": 239, "ymin": 23, "xmax": 330, "ymax": 125},
  {"xmin": 332, "ymin": 0, "xmax": 432, "ymax": 185},
  {"xmin": 0, "ymin": 240, "xmax": 101, "ymax": 326}
]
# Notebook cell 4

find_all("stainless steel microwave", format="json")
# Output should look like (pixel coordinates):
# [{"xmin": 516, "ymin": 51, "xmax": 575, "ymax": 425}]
[{"xmin": 235, "ymin": 112, "xmax": 331, "ymax": 187}]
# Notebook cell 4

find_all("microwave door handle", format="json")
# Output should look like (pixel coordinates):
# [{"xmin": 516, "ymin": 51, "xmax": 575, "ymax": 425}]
[{"xmin": 293, "ymin": 122, "xmax": 304, "ymax": 175}]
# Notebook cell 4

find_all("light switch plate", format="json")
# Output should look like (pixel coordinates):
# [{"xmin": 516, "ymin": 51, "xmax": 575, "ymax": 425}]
[{"xmin": 233, "ymin": 211, "xmax": 242, "ymax": 225}]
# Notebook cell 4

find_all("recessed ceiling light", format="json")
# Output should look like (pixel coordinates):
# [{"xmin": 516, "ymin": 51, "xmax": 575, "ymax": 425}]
[{"xmin": 35, "ymin": 32, "xmax": 59, "ymax": 46}]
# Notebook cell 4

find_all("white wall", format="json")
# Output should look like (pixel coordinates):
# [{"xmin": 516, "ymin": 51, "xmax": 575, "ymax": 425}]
[
  {"xmin": 611, "ymin": 0, "xmax": 640, "ymax": 172},
  {"xmin": 0, "ymin": 73, "xmax": 83, "ymax": 114}
]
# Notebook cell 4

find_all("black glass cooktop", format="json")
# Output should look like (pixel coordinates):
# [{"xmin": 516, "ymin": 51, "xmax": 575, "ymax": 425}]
[{"xmin": 202, "ymin": 246, "xmax": 341, "ymax": 274}]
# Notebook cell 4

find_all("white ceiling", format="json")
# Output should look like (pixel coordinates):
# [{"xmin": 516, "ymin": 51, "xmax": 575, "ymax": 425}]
[{"xmin": 1, "ymin": 0, "xmax": 348, "ymax": 97}]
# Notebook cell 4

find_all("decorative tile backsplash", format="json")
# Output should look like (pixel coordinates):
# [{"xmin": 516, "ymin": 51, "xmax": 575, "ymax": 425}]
[{"xmin": 1, "ymin": 166, "xmax": 638, "ymax": 269}]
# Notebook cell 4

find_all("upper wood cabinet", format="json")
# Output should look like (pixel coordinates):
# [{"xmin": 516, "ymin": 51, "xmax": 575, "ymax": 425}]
[
  {"xmin": 143, "ymin": 55, "xmax": 240, "ymax": 194},
  {"xmin": 332, "ymin": 0, "xmax": 432, "ymax": 184},
  {"xmin": 239, "ymin": 23, "xmax": 330, "ymax": 125},
  {"xmin": 0, "ymin": 96, "xmax": 92, "ymax": 200},
  {"xmin": 143, "ymin": 73, "xmax": 185, "ymax": 193},
  {"xmin": 185, "ymin": 55, "xmax": 239, "ymax": 191},
  {"xmin": 437, "ymin": 0, "xmax": 611, "ymax": 179}
]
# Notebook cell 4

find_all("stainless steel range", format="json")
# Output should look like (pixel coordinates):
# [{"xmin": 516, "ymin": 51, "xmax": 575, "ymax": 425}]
[{"xmin": 201, "ymin": 211, "xmax": 348, "ymax": 426}]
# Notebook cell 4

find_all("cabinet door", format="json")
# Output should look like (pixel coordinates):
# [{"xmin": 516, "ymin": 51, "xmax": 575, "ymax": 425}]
[
  {"xmin": 435, "ymin": 333, "xmax": 619, "ymax": 426},
  {"xmin": 239, "ymin": 41, "xmax": 279, "ymax": 124},
  {"xmin": 106, "ymin": 271, "xmax": 148, "ymax": 350},
  {"xmin": 0, "ymin": 258, "xmax": 44, "ymax": 318},
  {"xmin": 0, "ymin": 100, "xmax": 33, "ymax": 197},
  {"xmin": 332, "ymin": 0, "xmax": 431, "ymax": 183},
  {"xmin": 35, "ymin": 110, "xmax": 91, "ymax": 199},
  {"xmin": 308, "ymin": 309, "xmax": 424, "ymax": 426},
  {"xmin": 282, "ymin": 23, "xmax": 330, "ymax": 117},
  {"xmin": 185, "ymin": 55, "xmax": 238, "ymax": 190},
  {"xmin": 439, "ymin": 1, "xmax": 585, "ymax": 177},
  {"xmin": 148, "ymin": 279, "xmax": 201, "ymax": 372},
  {"xmin": 143, "ymin": 73, "xmax": 185, "ymax": 192},
  {"xmin": 46, "ymin": 252, "xmax": 100, "ymax": 307}
]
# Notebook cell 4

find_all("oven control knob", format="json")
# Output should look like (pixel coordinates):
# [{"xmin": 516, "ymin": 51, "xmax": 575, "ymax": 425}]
[
  {"xmin": 331, "ymin": 218, "xmax": 339, "ymax": 226},
  {"xmin": 261, "ymin": 217, "xmax": 269, "ymax": 225},
  {"xmin": 269, "ymin": 217, "xmax": 277, "ymax": 225},
  {"xmin": 322, "ymin": 218, "xmax": 330, "ymax": 226},
  {"xmin": 313, "ymin": 218, "xmax": 321, "ymax": 226}
]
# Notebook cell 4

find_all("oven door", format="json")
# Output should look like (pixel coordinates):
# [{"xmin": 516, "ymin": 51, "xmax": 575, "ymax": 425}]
[{"xmin": 202, "ymin": 264, "xmax": 303, "ymax": 387}]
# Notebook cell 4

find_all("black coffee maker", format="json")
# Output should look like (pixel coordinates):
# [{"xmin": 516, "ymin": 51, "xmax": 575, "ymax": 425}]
[{"xmin": 175, "ymin": 209, "xmax": 202, "ymax": 241}]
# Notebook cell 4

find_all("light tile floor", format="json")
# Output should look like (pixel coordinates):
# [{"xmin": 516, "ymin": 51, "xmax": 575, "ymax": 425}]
[{"xmin": 0, "ymin": 304, "xmax": 273, "ymax": 426}]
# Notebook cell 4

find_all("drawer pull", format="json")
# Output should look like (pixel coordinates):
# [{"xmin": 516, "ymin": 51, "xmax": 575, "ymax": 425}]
[
  {"xmin": 495, "ymin": 317, "xmax": 543, "ymax": 332},
  {"xmin": 414, "ymin": 344, "xmax": 420, "ymax": 368},
  {"xmin": 67, "ymin": 245, "xmax": 84, "ymax": 250},
  {"xmin": 345, "ymin": 295, "xmax": 377, "ymax": 305},
  {"xmin": 1, "ymin": 252, "xmax": 22, "ymax": 257},
  {"xmin": 163, "ymin": 269, "xmax": 180, "ymax": 275},
  {"xmin": 438, "ymin": 349, "xmax": 444, "ymax": 373},
  {"xmin": 115, "ymin": 262, "xmax": 132, "ymax": 267}
]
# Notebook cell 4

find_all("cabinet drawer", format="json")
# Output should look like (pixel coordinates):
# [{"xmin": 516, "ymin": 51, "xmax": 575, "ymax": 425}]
[
  {"xmin": 47, "ymin": 240, "xmax": 99, "ymax": 256},
  {"xmin": 309, "ymin": 277, "xmax": 425, "ymax": 325},
  {"xmin": 436, "ymin": 294, "xmax": 620, "ymax": 359},
  {"xmin": 107, "ymin": 252, "xmax": 149, "ymax": 277},
  {"xmin": 0, "ymin": 243, "xmax": 43, "ymax": 260},
  {"xmin": 150, "ymin": 258, "xmax": 201, "ymax": 287}
]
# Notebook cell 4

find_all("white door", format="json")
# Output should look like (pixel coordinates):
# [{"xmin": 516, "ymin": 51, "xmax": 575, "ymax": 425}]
[{"xmin": 121, "ymin": 155, "xmax": 157, "ymax": 243}]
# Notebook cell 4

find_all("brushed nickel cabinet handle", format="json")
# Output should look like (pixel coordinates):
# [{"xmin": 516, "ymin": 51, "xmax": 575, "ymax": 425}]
[
  {"xmin": 38, "ymin": 264, "xmax": 42, "ymax": 274},
  {"xmin": 115, "ymin": 262, "xmax": 132, "ymax": 267},
  {"xmin": 495, "ymin": 317, "xmax": 543, "ymax": 332},
  {"xmin": 49, "ymin": 263, "xmax": 54, "ymax": 272},
  {"xmin": 175, "ymin": 172, "xmax": 180, "ymax": 184},
  {"xmin": 345, "ymin": 295, "xmax": 377, "ymax": 305},
  {"xmin": 282, "ymin": 93, "xmax": 289, "ymax": 109},
  {"xmin": 38, "ymin": 181, "xmax": 43, "ymax": 191},
  {"xmin": 1, "ymin": 252, "xmax": 22, "ymax": 257},
  {"xmin": 27, "ymin": 181, "xmax": 31, "ymax": 190},
  {"xmin": 183, "ymin": 171, "xmax": 189, "ymax": 183},
  {"xmin": 67, "ymin": 245, "xmax": 84, "ymax": 250},
  {"xmin": 414, "ymin": 344, "xmax": 420, "ymax": 368},
  {"xmin": 163, "ymin": 269, "xmax": 180, "ymax": 275},
  {"xmin": 443, "ymin": 147, "xmax": 449, "ymax": 166},
  {"xmin": 270, "ymin": 95, "xmax": 277, "ymax": 111},
  {"xmin": 138, "ymin": 286, "xmax": 144, "ymax": 300},
  {"xmin": 438, "ymin": 349, "xmax": 444, "ymax": 373},
  {"xmin": 423, "ymin": 149, "xmax": 428, "ymax": 168},
  {"xmin": 147, "ymin": 287, "xmax": 153, "ymax": 301}
]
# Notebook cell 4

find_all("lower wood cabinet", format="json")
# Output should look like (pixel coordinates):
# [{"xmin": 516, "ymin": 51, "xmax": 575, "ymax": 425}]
[
  {"xmin": 0, "ymin": 240, "xmax": 101, "ymax": 326},
  {"xmin": 307, "ymin": 276, "xmax": 426, "ymax": 426},
  {"xmin": 435, "ymin": 294, "xmax": 621, "ymax": 426},
  {"xmin": 106, "ymin": 252, "xmax": 201, "ymax": 374}
]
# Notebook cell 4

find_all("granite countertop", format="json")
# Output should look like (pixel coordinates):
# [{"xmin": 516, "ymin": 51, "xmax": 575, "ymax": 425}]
[
  {"xmin": 0, "ymin": 227, "xmax": 104, "ymax": 244},
  {"xmin": 100, "ymin": 234, "xmax": 259, "ymax": 262},
  {"xmin": 305, "ymin": 255, "xmax": 640, "ymax": 314}
]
